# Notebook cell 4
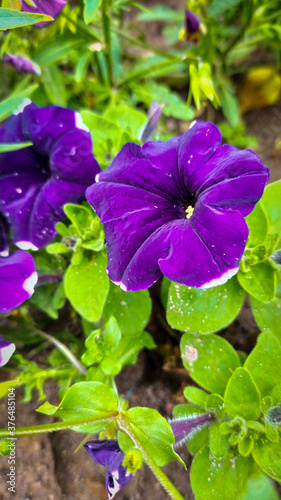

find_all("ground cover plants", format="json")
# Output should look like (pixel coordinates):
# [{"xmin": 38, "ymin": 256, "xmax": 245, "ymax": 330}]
[{"xmin": 0, "ymin": 0, "xmax": 280, "ymax": 498}]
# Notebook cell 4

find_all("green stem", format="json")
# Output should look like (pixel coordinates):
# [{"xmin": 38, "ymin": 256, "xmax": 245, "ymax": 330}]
[
  {"xmin": 101, "ymin": 0, "xmax": 113, "ymax": 86},
  {"xmin": 0, "ymin": 413, "xmax": 118, "ymax": 439},
  {"xmin": 34, "ymin": 329, "xmax": 87, "ymax": 375},
  {"xmin": 118, "ymin": 56, "xmax": 184, "ymax": 86},
  {"xmin": 118, "ymin": 416, "xmax": 185, "ymax": 500},
  {"xmin": 112, "ymin": 27, "xmax": 176, "ymax": 60}
]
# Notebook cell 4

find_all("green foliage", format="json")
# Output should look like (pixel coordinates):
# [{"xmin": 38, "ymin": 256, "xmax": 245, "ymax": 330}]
[
  {"xmin": 167, "ymin": 276, "xmax": 245, "ymax": 334},
  {"xmin": 0, "ymin": 141, "xmax": 32, "ymax": 152},
  {"xmin": 0, "ymin": 9, "xmax": 52, "ymax": 29}
]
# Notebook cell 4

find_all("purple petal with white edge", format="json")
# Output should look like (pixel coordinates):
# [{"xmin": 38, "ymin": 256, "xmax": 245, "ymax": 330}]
[
  {"xmin": 84, "ymin": 440, "xmax": 133, "ymax": 500},
  {"xmin": 158, "ymin": 205, "xmax": 248, "ymax": 288},
  {"xmin": 3, "ymin": 55, "xmax": 41, "ymax": 75},
  {"xmin": 0, "ymin": 335, "xmax": 16, "ymax": 367},
  {"xmin": 0, "ymin": 102, "xmax": 100, "ymax": 249},
  {"xmin": 0, "ymin": 251, "xmax": 37, "ymax": 313},
  {"xmin": 20, "ymin": 0, "xmax": 66, "ymax": 27},
  {"xmin": 170, "ymin": 413, "xmax": 213, "ymax": 446}
]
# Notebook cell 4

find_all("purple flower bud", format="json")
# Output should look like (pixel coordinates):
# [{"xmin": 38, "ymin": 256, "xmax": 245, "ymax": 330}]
[
  {"xmin": 267, "ymin": 404, "xmax": 281, "ymax": 425},
  {"xmin": 0, "ymin": 250, "xmax": 37, "ymax": 314},
  {"xmin": 20, "ymin": 0, "xmax": 66, "ymax": 28},
  {"xmin": 0, "ymin": 335, "xmax": 15, "ymax": 367},
  {"xmin": 3, "ymin": 55, "xmax": 41, "ymax": 76},
  {"xmin": 170, "ymin": 413, "xmax": 214, "ymax": 447},
  {"xmin": 84, "ymin": 440, "xmax": 133, "ymax": 499},
  {"xmin": 141, "ymin": 101, "xmax": 163, "ymax": 143},
  {"xmin": 185, "ymin": 9, "xmax": 201, "ymax": 35}
]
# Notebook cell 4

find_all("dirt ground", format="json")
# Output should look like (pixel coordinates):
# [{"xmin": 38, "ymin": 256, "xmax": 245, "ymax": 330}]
[{"xmin": 0, "ymin": 6, "xmax": 281, "ymax": 499}]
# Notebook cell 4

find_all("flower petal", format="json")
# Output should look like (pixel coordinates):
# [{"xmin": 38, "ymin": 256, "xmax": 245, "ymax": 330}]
[
  {"xmin": 20, "ymin": 0, "xmax": 66, "ymax": 27},
  {"xmin": 0, "ymin": 251, "xmax": 37, "ymax": 313},
  {"xmin": 0, "ymin": 335, "xmax": 16, "ymax": 367},
  {"xmin": 3, "ymin": 55, "xmax": 40, "ymax": 75},
  {"xmin": 84, "ymin": 440, "xmax": 120, "ymax": 466}
]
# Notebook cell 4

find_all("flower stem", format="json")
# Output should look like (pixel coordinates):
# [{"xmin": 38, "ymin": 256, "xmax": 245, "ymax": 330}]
[
  {"xmin": 101, "ymin": 0, "xmax": 113, "ymax": 86},
  {"xmin": 34, "ymin": 328, "xmax": 87, "ymax": 375},
  {"xmin": 118, "ymin": 416, "xmax": 185, "ymax": 500},
  {"xmin": 0, "ymin": 414, "xmax": 118, "ymax": 439}
]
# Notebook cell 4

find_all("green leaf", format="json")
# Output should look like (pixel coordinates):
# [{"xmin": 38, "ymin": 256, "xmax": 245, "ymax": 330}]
[
  {"xmin": 46, "ymin": 242, "xmax": 70, "ymax": 255},
  {"xmin": 0, "ymin": 380, "xmax": 18, "ymax": 398},
  {"xmin": 221, "ymin": 87, "xmax": 240, "ymax": 127},
  {"xmin": 224, "ymin": 368, "xmax": 261, "ymax": 420},
  {"xmin": 104, "ymin": 104, "xmax": 146, "ymax": 140},
  {"xmin": 191, "ymin": 446, "xmax": 251, "ymax": 500},
  {"xmin": 34, "ymin": 34, "xmax": 87, "ymax": 67},
  {"xmin": 64, "ymin": 203, "xmax": 93, "ymax": 238},
  {"xmin": 181, "ymin": 332, "xmax": 241, "ymax": 395},
  {"xmin": 208, "ymin": 0, "xmax": 241, "ymax": 17},
  {"xmin": 205, "ymin": 394, "xmax": 225, "ymax": 419},
  {"xmin": 118, "ymin": 408, "xmax": 183, "ymax": 467},
  {"xmin": 41, "ymin": 66, "xmax": 67, "ymax": 107},
  {"xmin": 0, "ymin": 141, "xmax": 32, "ymax": 152},
  {"xmin": 238, "ymin": 436, "xmax": 253, "ymax": 457},
  {"xmin": 184, "ymin": 387, "xmax": 208, "ymax": 407},
  {"xmin": 38, "ymin": 381, "xmax": 119, "ymax": 433},
  {"xmin": 64, "ymin": 251, "xmax": 109, "ymax": 322},
  {"xmin": 209, "ymin": 422, "xmax": 229, "ymax": 459},
  {"xmin": 260, "ymin": 180, "xmax": 281, "ymax": 235},
  {"xmin": 237, "ymin": 263, "xmax": 275, "ymax": 302},
  {"xmin": 250, "ymin": 292, "xmax": 281, "ymax": 342},
  {"xmin": 0, "ymin": 8, "xmax": 52, "ymax": 29},
  {"xmin": 0, "ymin": 84, "xmax": 38, "ymax": 122},
  {"xmin": 83, "ymin": 0, "xmax": 101, "ymax": 24},
  {"xmin": 103, "ymin": 282, "xmax": 152, "ymax": 336},
  {"xmin": 244, "ymin": 333, "xmax": 281, "ymax": 397},
  {"xmin": 188, "ymin": 425, "xmax": 210, "ymax": 455},
  {"xmin": 167, "ymin": 276, "xmax": 245, "ymax": 333},
  {"xmin": 252, "ymin": 439, "xmax": 281, "ymax": 482},
  {"xmin": 242, "ymin": 469, "xmax": 280, "ymax": 500},
  {"xmin": 245, "ymin": 202, "xmax": 268, "ymax": 248}
]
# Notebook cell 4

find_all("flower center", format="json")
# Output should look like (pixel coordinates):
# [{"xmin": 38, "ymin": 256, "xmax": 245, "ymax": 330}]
[{"xmin": 185, "ymin": 205, "xmax": 194, "ymax": 219}]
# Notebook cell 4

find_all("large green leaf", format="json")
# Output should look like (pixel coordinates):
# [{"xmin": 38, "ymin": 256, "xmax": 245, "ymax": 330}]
[
  {"xmin": 0, "ymin": 8, "xmax": 52, "ymax": 29},
  {"xmin": 242, "ymin": 468, "xmax": 280, "ymax": 500},
  {"xmin": 252, "ymin": 439, "xmax": 281, "ymax": 482},
  {"xmin": 245, "ymin": 202, "xmax": 268, "ymax": 248},
  {"xmin": 180, "ymin": 332, "xmax": 241, "ymax": 395},
  {"xmin": 191, "ymin": 446, "xmax": 251, "ymax": 500},
  {"xmin": 244, "ymin": 333, "xmax": 281, "ymax": 397},
  {"xmin": 37, "ymin": 381, "xmax": 119, "ymax": 433},
  {"xmin": 250, "ymin": 292, "xmax": 281, "ymax": 342},
  {"xmin": 224, "ymin": 368, "xmax": 261, "ymax": 420},
  {"xmin": 64, "ymin": 251, "xmax": 109, "ymax": 322},
  {"xmin": 167, "ymin": 276, "xmax": 244, "ymax": 333},
  {"xmin": 118, "ymin": 407, "xmax": 183, "ymax": 467},
  {"xmin": 103, "ymin": 283, "xmax": 152, "ymax": 336}
]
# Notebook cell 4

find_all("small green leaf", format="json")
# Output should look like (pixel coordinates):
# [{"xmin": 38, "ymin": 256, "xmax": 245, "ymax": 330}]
[
  {"xmin": 83, "ymin": 0, "xmax": 102, "ymax": 24},
  {"xmin": 46, "ymin": 242, "xmax": 70, "ymax": 254},
  {"xmin": 265, "ymin": 420, "xmax": 279, "ymax": 443},
  {"xmin": 38, "ymin": 381, "xmax": 119, "ymax": 434},
  {"xmin": 252, "ymin": 439, "xmax": 281, "ymax": 482},
  {"xmin": 0, "ymin": 84, "xmax": 38, "ymax": 123},
  {"xmin": 244, "ymin": 333, "xmax": 281, "ymax": 397},
  {"xmin": 238, "ymin": 436, "xmax": 253, "ymax": 457},
  {"xmin": 238, "ymin": 263, "xmax": 275, "ymax": 302},
  {"xmin": 64, "ymin": 251, "xmax": 109, "ymax": 322},
  {"xmin": 245, "ymin": 202, "xmax": 268, "ymax": 248},
  {"xmin": 103, "ymin": 283, "xmax": 152, "ymax": 336},
  {"xmin": 0, "ymin": 439, "xmax": 15, "ymax": 456},
  {"xmin": 260, "ymin": 180, "xmax": 281, "ymax": 236},
  {"xmin": 0, "ymin": 141, "xmax": 32, "ymax": 152},
  {"xmin": 191, "ymin": 446, "xmax": 251, "ymax": 500},
  {"xmin": 188, "ymin": 425, "xmax": 210, "ymax": 455},
  {"xmin": 205, "ymin": 394, "xmax": 225, "ymax": 419},
  {"xmin": 181, "ymin": 332, "xmax": 241, "ymax": 395},
  {"xmin": 209, "ymin": 422, "xmax": 229, "ymax": 459},
  {"xmin": 167, "ymin": 276, "xmax": 245, "ymax": 333},
  {"xmin": 118, "ymin": 407, "xmax": 183, "ymax": 467},
  {"xmin": 0, "ymin": 8, "xmax": 52, "ymax": 29},
  {"xmin": 224, "ymin": 368, "xmax": 261, "ymax": 420},
  {"xmin": 184, "ymin": 387, "xmax": 208, "ymax": 407}
]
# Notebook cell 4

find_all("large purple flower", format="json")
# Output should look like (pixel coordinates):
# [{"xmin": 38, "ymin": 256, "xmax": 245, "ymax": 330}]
[
  {"xmin": 86, "ymin": 121, "xmax": 269, "ymax": 292},
  {"xmin": 0, "ymin": 335, "xmax": 15, "ymax": 367},
  {"xmin": 0, "ymin": 250, "xmax": 37, "ymax": 313},
  {"xmin": 20, "ymin": 0, "xmax": 66, "ymax": 27},
  {"xmin": 0, "ymin": 101, "xmax": 100, "ymax": 250},
  {"xmin": 84, "ymin": 440, "xmax": 133, "ymax": 499}
]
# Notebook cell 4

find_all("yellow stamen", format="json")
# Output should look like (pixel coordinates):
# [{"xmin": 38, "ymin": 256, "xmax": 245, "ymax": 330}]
[{"xmin": 185, "ymin": 205, "xmax": 194, "ymax": 219}]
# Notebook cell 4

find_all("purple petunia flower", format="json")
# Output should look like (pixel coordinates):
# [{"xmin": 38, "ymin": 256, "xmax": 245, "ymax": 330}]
[
  {"xmin": 0, "ymin": 101, "xmax": 100, "ymax": 250},
  {"xmin": 84, "ymin": 440, "xmax": 133, "ymax": 499},
  {"xmin": 86, "ymin": 121, "xmax": 269, "ymax": 292},
  {"xmin": 0, "ymin": 250, "xmax": 37, "ymax": 314},
  {"xmin": 0, "ymin": 335, "xmax": 15, "ymax": 367},
  {"xmin": 20, "ymin": 0, "xmax": 66, "ymax": 28},
  {"xmin": 3, "ymin": 55, "xmax": 41, "ymax": 76}
]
